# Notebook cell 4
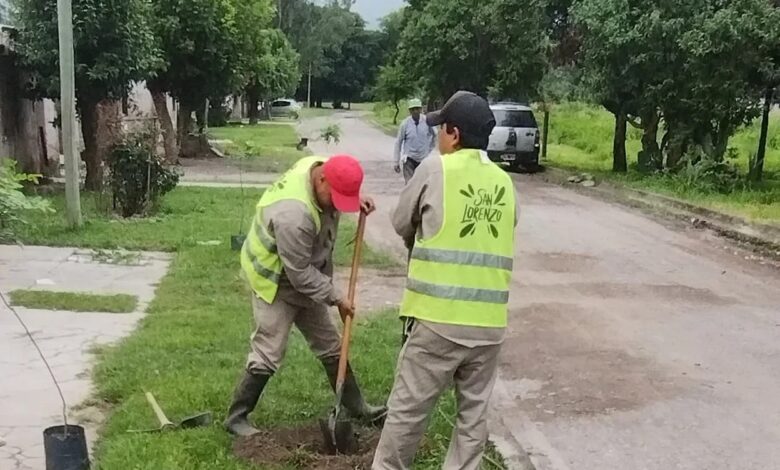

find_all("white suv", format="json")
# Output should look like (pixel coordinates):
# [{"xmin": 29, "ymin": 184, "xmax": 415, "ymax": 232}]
[{"xmin": 487, "ymin": 103, "xmax": 540, "ymax": 172}]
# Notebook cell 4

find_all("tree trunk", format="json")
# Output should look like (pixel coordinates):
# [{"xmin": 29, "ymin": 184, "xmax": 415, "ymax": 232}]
[
  {"xmin": 263, "ymin": 100, "xmax": 272, "ymax": 121},
  {"xmin": 541, "ymin": 108, "xmax": 550, "ymax": 161},
  {"xmin": 150, "ymin": 88, "xmax": 178, "ymax": 163},
  {"xmin": 393, "ymin": 101, "xmax": 400, "ymax": 125},
  {"xmin": 751, "ymin": 86, "xmax": 774, "ymax": 182},
  {"xmin": 639, "ymin": 109, "xmax": 661, "ymax": 170},
  {"xmin": 612, "ymin": 110, "xmax": 628, "ymax": 173},
  {"xmin": 177, "ymin": 104, "xmax": 193, "ymax": 148},
  {"xmin": 247, "ymin": 88, "xmax": 260, "ymax": 124},
  {"xmin": 78, "ymin": 98, "xmax": 122, "ymax": 191}
]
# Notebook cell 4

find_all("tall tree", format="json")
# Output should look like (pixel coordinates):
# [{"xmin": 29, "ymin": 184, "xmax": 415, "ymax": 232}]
[
  {"xmin": 750, "ymin": 0, "xmax": 780, "ymax": 181},
  {"xmin": 15, "ymin": 0, "xmax": 160, "ymax": 189},
  {"xmin": 319, "ymin": 17, "xmax": 385, "ymax": 107},
  {"xmin": 148, "ymin": 0, "xmax": 244, "ymax": 159},
  {"xmin": 277, "ymin": 0, "xmax": 354, "ymax": 106},
  {"xmin": 397, "ymin": 0, "xmax": 548, "ymax": 103},
  {"xmin": 242, "ymin": 30, "xmax": 300, "ymax": 123},
  {"xmin": 375, "ymin": 63, "xmax": 409, "ymax": 124}
]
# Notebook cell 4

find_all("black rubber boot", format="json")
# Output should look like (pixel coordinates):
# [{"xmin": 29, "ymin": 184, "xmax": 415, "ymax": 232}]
[
  {"xmin": 224, "ymin": 370, "xmax": 271, "ymax": 436},
  {"xmin": 322, "ymin": 358, "xmax": 388, "ymax": 426}
]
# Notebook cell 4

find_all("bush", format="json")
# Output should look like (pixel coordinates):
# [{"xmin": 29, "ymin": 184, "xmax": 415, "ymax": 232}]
[
  {"xmin": 0, "ymin": 159, "xmax": 53, "ymax": 242},
  {"xmin": 668, "ymin": 150, "xmax": 742, "ymax": 194},
  {"xmin": 107, "ymin": 130, "xmax": 180, "ymax": 217}
]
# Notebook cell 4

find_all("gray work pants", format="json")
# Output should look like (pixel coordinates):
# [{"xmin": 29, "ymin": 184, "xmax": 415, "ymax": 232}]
[
  {"xmin": 246, "ymin": 294, "xmax": 341, "ymax": 374},
  {"xmin": 403, "ymin": 158, "xmax": 421, "ymax": 183},
  {"xmin": 372, "ymin": 321, "xmax": 501, "ymax": 470}
]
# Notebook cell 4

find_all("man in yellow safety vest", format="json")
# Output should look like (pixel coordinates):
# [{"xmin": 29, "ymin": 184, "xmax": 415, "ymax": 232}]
[
  {"xmin": 225, "ymin": 154, "xmax": 387, "ymax": 436},
  {"xmin": 373, "ymin": 91, "xmax": 518, "ymax": 469}
]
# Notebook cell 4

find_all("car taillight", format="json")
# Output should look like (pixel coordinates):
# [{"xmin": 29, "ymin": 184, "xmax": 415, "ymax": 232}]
[{"xmin": 534, "ymin": 130, "xmax": 540, "ymax": 147}]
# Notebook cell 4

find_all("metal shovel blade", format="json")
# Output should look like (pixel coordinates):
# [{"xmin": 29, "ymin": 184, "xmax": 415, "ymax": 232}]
[
  {"xmin": 319, "ymin": 409, "xmax": 358, "ymax": 455},
  {"xmin": 179, "ymin": 412, "xmax": 213, "ymax": 429}
]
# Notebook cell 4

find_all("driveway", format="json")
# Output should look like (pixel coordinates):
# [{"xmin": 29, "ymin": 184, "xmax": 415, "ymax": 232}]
[{"xmin": 301, "ymin": 110, "xmax": 780, "ymax": 470}]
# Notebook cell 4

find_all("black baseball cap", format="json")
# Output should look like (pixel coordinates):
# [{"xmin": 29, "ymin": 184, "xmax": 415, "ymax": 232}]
[{"xmin": 426, "ymin": 91, "xmax": 496, "ymax": 144}]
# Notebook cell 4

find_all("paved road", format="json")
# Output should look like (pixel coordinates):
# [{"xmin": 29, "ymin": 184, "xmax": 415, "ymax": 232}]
[{"xmin": 301, "ymin": 111, "xmax": 780, "ymax": 470}]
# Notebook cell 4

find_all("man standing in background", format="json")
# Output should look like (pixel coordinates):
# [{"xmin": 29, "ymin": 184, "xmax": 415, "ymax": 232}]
[{"xmin": 394, "ymin": 98, "xmax": 436, "ymax": 183}]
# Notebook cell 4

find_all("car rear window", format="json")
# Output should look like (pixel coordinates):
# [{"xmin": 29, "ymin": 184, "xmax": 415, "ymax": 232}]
[
  {"xmin": 272, "ymin": 100, "xmax": 291, "ymax": 107},
  {"xmin": 493, "ymin": 110, "xmax": 537, "ymax": 128}
]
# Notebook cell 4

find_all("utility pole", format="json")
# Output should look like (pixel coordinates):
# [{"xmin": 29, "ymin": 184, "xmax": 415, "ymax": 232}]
[
  {"xmin": 307, "ymin": 62, "xmax": 312, "ymax": 108},
  {"xmin": 57, "ymin": 0, "xmax": 82, "ymax": 227}
]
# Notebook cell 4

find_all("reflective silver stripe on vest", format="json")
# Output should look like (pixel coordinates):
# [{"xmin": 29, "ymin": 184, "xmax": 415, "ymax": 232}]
[
  {"xmin": 406, "ymin": 279, "xmax": 509, "ymax": 304},
  {"xmin": 411, "ymin": 247, "xmax": 513, "ymax": 271},
  {"xmin": 244, "ymin": 244, "xmax": 281, "ymax": 283},
  {"xmin": 253, "ymin": 216, "xmax": 277, "ymax": 253}
]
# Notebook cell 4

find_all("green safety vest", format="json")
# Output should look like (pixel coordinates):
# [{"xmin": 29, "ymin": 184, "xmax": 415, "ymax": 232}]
[
  {"xmin": 400, "ymin": 149, "xmax": 516, "ymax": 327},
  {"xmin": 241, "ymin": 156, "xmax": 326, "ymax": 303}
]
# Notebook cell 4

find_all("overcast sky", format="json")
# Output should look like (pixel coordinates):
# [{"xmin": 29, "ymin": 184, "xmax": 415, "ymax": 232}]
[{"xmin": 354, "ymin": 0, "xmax": 404, "ymax": 28}]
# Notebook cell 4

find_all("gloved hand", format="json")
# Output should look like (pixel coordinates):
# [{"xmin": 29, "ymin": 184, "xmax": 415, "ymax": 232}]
[{"xmin": 393, "ymin": 164, "xmax": 401, "ymax": 174}]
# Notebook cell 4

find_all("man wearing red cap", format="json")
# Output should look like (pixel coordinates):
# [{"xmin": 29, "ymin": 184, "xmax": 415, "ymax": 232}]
[{"xmin": 225, "ymin": 155, "xmax": 387, "ymax": 436}]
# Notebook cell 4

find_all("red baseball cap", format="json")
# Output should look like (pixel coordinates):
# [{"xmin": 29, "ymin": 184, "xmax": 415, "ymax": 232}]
[{"xmin": 322, "ymin": 155, "xmax": 364, "ymax": 213}]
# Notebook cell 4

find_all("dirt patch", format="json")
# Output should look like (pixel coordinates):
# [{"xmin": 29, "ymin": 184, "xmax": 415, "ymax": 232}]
[
  {"xmin": 499, "ymin": 302, "xmax": 690, "ymax": 421},
  {"xmin": 334, "ymin": 268, "xmax": 405, "ymax": 313},
  {"xmin": 522, "ymin": 252, "xmax": 598, "ymax": 273},
  {"xmin": 518, "ymin": 282, "xmax": 736, "ymax": 306},
  {"xmin": 234, "ymin": 423, "xmax": 379, "ymax": 469}
]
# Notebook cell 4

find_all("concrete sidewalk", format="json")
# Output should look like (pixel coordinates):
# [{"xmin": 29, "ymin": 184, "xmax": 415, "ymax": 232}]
[{"xmin": 0, "ymin": 246, "xmax": 170, "ymax": 470}]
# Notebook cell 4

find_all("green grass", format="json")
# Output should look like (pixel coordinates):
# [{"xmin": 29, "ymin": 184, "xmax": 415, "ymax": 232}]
[
  {"xmin": 368, "ymin": 102, "xmax": 402, "ymax": 136},
  {"xmin": 14, "ymin": 186, "xmax": 500, "ymax": 469},
  {"xmin": 208, "ymin": 123, "xmax": 307, "ymax": 173},
  {"xmin": 297, "ymin": 106, "xmax": 337, "ymax": 119},
  {"xmin": 17, "ymin": 188, "xmax": 391, "ymax": 267},
  {"xmin": 544, "ymin": 102, "xmax": 780, "ymax": 222},
  {"xmin": 9, "ymin": 290, "xmax": 138, "ymax": 313}
]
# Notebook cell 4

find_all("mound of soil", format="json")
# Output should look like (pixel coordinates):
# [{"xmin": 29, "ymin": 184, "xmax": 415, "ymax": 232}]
[{"xmin": 233, "ymin": 423, "xmax": 380, "ymax": 469}]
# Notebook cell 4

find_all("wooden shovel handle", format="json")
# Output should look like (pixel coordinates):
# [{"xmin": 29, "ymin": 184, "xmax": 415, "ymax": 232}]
[
  {"xmin": 336, "ymin": 212, "xmax": 367, "ymax": 387},
  {"xmin": 145, "ymin": 392, "xmax": 175, "ymax": 429}
]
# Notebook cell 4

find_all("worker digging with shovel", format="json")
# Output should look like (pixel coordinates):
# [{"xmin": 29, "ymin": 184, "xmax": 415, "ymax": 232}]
[{"xmin": 225, "ymin": 154, "xmax": 387, "ymax": 437}]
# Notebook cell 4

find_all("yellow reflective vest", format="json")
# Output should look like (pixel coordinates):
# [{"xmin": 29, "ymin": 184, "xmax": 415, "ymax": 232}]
[
  {"xmin": 400, "ymin": 149, "xmax": 516, "ymax": 327},
  {"xmin": 241, "ymin": 156, "xmax": 326, "ymax": 303}
]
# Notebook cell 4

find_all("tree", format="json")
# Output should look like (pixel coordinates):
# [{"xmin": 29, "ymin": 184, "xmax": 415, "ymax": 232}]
[
  {"xmin": 750, "ymin": 0, "xmax": 780, "ymax": 181},
  {"xmin": 319, "ymin": 17, "xmax": 385, "ymax": 107},
  {"xmin": 396, "ymin": 0, "xmax": 548, "ymax": 103},
  {"xmin": 147, "ymin": 0, "xmax": 245, "ymax": 159},
  {"xmin": 375, "ymin": 63, "xmax": 408, "ymax": 124},
  {"xmin": 277, "ymin": 0, "xmax": 355, "ymax": 106},
  {"xmin": 575, "ymin": 0, "xmax": 780, "ymax": 173},
  {"xmin": 15, "ymin": 0, "xmax": 160, "ymax": 189},
  {"xmin": 243, "ymin": 30, "xmax": 300, "ymax": 123}
]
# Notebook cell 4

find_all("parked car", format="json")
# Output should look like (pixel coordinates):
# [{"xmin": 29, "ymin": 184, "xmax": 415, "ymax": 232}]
[
  {"xmin": 487, "ymin": 102, "xmax": 540, "ymax": 172},
  {"xmin": 270, "ymin": 98, "xmax": 302, "ymax": 118}
]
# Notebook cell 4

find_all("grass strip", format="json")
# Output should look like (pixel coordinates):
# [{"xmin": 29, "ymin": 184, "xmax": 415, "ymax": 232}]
[{"xmin": 9, "ymin": 290, "xmax": 138, "ymax": 313}]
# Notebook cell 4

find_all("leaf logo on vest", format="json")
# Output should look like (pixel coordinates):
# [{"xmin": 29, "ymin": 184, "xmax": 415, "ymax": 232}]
[
  {"xmin": 269, "ymin": 177, "xmax": 287, "ymax": 193},
  {"xmin": 459, "ymin": 184, "xmax": 507, "ymax": 238}
]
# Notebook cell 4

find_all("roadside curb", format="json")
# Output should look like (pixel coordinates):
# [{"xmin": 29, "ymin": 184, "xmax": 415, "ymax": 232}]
[{"xmin": 537, "ymin": 167, "xmax": 780, "ymax": 256}]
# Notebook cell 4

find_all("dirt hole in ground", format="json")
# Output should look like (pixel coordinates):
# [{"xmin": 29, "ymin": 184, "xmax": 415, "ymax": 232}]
[{"xmin": 234, "ymin": 423, "xmax": 379, "ymax": 469}]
